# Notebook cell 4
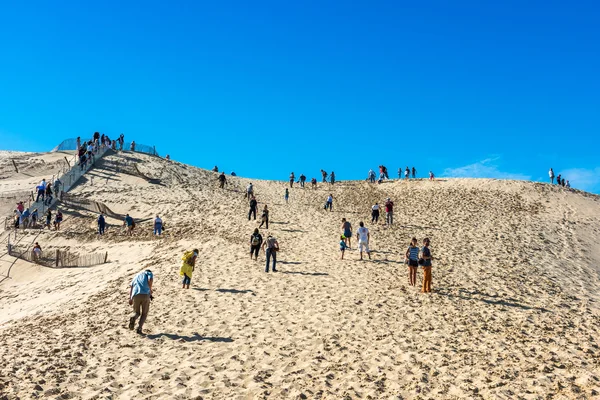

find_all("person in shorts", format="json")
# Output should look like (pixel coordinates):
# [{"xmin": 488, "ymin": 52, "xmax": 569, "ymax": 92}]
[
  {"xmin": 250, "ymin": 228, "xmax": 263, "ymax": 260},
  {"xmin": 405, "ymin": 237, "xmax": 420, "ymax": 286},
  {"xmin": 339, "ymin": 235, "xmax": 348, "ymax": 259},
  {"xmin": 341, "ymin": 218, "xmax": 352, "ymax": 248},
  {"xmin": 356, "ymin": 222, "xmax": 371, "ymax": 260}
]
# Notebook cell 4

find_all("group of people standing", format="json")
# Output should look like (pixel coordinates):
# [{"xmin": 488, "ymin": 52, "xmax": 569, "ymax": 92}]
[{"xmin": 548, "ymin": 168, "xmax": 571, "ymax": 188}]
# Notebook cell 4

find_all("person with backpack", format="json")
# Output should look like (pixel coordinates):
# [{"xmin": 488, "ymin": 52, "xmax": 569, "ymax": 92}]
[
  {"xmin": 405, "ymin": 237, "xmax": 420, "ymax": 287},
  {"xmin": 341, "ymin": 218, "xmax": 352, "ymax": 248},
  {"xmin": 262, "ymin": 235, "xmax": 279, "ymax": 272},
  {"xmin": 180, "ymin": 249, "xmax": 198, "ymax": 289},
  {"xmin": 128, "ymin": 268, "xmax": 153, "ymax": 334},
  {"xmin": 98, "ymin": 213, "xmax": 106, "ymax": 235},
  {"xmin": 248, "ymin": 195, "xmax": 258, "ymax": 220},
  {"xmin": 218, "ymin": 172, "xmax": 227, "ymax": 189},
  {"xmin": 420, "ymin": 238, "xmax": 433, "ymax": 293},
  {"xmin": 549, "ymin": 168, "xmax": 555, "ymax": 184},
  {"xmin": 250, "ymin": 228, "xmax": 263, "ymax": 260},
  {"xmin": 124, "ymin": 214, "xmax": 134, "ymax": 236},
  {"xmin": 289, "ymin": 172, "xmax": 295, "ymax": 188},
  {"xmin": 259, "ymin": 205, "xmax": 269, "ymax": 229}
]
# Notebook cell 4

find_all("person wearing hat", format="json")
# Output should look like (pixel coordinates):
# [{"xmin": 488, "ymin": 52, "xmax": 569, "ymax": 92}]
[
  {"xmin": 384, "ymin": 198, "xmax": 394, "ymax": 226},
  {"xmin": 262, "ymin": 235, "xmax": 279, "ymax": 272},
  {"xmin": 128, "ymin": 268, "xmax": 154, "ymax": 334}
]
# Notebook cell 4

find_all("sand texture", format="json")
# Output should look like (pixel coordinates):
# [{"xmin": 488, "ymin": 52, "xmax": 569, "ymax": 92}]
[{"xmin": 1, "ymin": 150, "xmax": 600, "ymax": 399}]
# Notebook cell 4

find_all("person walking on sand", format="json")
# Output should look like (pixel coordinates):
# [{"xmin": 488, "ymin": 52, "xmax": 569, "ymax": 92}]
[
  {"xmin": 330, "ymin": 171, "xmax": 336, "ymax": 185},
  {"xmin": 368, "ymin": 169, "xmax": 376, "ymax": 183},
  {"xmin": 412, "ymin": 167, "xmax": 417, "ymax": 179},
  {"xmin": 180, "ymin": 249, "xmax": 198, "ymax": 289},
  {"xmin": 429, "ymin": 171, "xmax": 435, "ymax": 181},
  {"xmin": 154, "ymin": 215, "xmax": 163, "ymax": 235},
  {"xmin": 35, "ymin": 179, "xmax": 46, "ymax": 203},
  {"xmin": 371, "ymin": 203, "xmax": 380, "ymax": 224},
  {"xmin": 420, "ymin": 238, "xmax": 433, "ymax": 293},
  {"xmin": 98, "ymin": 213, "xmax": 106, "ymax": 235},
  {"xmin": 128, "ymin": 268, "xmax": 153, "ymax": 334},
  {"xmin": 324, "ymin": 194, "xmax": 334, "ymax": 211},
  {"xmin": 30, "ymin": 208, "xmax": 38, "ymax": 227},
  {"xmin": 561, "ymin": 177, "xmax": 566, "ymax": 187},
  {"xmin": 385, "ymin": 197, "xmax": 394, "ymax": 226},
  {"xmin": 289, "ymin": 172, "xmax": 295, "ymax": 188},
  {"xmin": 404, "ymin": 167, "xmax": 410, "ymax": 180},
  {"xmin": 549, "ymin": 168, "xmax": 555, "ymax": 184},
  {"xmin": 341, "ymin": 218, "xmax": 352, "ymax": 248},
  {"xmin": 556, "ymin": 174, "xmax": 561, "ymax": 186},
  {"xmin": 32, "ymin": 242, "xmax": 42, "ymax": 261},
  {"xmin": 248, "ymin": 195, "xmax": 258, "ymax": 220},
  {"xmin": 284, "ymin": 188, "xmax": 289, "ymax": 204},
  {"xmin": 124, "ymin": 214, "xmax": 134, "ymax": 236},
  {"xmin": 321, "ymin": 169, "xmax": 328, "ymax": 183},
  {"xmin": 247, "ymin": 183, "xmax": 254, "ymax": 199},
  {"xmin": 45, "ymin": 209, "xmax": 52, "ymax": 229},
  {"xmin": 405, "ymin": 237, "xmax": 420, "ymax": 286},
  {"xmin": 262, "ymin": 235, "xmax": 279, "ymax": 272},
  {"xmin": 44, "ymin": 184, "xmax": 53, "ymax": 205},
  {"xmin": 54, "ymin": 210, "xmax": 63, "ymax": 230},
  {"xmin": 311, "ymin": 177, "xmax": 317, "ymax": 189},
  {"xmin": 300, "ymin": 174, "xmax": 306, "ymax": 188},
  {"xmin": 259, "ymin": 205, "xmax": 269, "ymax": 229},
  {"xmin": 356, "ymin": 222, "xmax": 371, "ymax": 260},
  {"xmin": 218, "ymin": 172, "xmax": 227, "ymax": 189},
  {"xmin": 250, "ymin": 228, "xmax": 263, "ymax": 261},
  {"xmin": 339, "ymin": 235, "xmax": 348, "ymax": 259}
]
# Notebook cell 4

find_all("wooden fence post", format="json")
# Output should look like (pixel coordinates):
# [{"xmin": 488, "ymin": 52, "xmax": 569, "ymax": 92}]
[
  {"xmin": 104, "ymin": 252, "xmax": 108, "ymax": 263},
  {"xmin": 12, "ymin": 159, "xmax": 19, "ymax": 173},
  {"xmin": 56, "ymin": 249, "xmax": 60, "ymax": 267},
  {"xmin": 64, "ymin": 156, "xmax": 70, "ymax": 168}
]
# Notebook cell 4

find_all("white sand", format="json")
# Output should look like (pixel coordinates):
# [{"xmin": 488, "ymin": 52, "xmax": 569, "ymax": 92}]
[{"xmin": 1, "ymin": 151, "xmax": 600, "ymax": 398}]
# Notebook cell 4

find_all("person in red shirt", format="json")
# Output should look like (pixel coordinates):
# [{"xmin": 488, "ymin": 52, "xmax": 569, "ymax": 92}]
[{"xmin": 384, "ymin": 198, "xmax": 394, "ymax": 226}]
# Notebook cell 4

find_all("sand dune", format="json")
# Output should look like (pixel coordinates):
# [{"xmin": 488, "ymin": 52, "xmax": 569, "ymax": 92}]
[{"xmin": 1, "ymin": 150, "xmax": 600, "ymax": 399}]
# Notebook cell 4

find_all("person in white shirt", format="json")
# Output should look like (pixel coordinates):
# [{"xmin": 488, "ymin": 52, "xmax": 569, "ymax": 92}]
[
  {"xmin": 356, "ymin": 221, "xmax": 371, "ymax": 260},
  {"xmin": 549, "ymin": 168, "xmax": 555, "ymax": 184},
  {"xmin": 371, "ymin": 203, "xmax": 380, "ymax": 223},
  {"xmin": 247, "ymin": 183, "xmax": 254, "ymax": 200}
]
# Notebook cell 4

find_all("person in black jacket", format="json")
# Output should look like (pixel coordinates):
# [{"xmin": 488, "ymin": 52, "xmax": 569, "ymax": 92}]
[{"xmin": 248, "ymin": 196, "xmax": 258, "ymax": 220}]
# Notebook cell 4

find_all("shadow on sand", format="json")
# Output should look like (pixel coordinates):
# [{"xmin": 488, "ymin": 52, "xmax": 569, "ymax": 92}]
[
  {"xmin": 280, "ymin": 271, "xmax": 329, "ymax": 277},
  {"xmin": 146, "ymin": 332, "xmax": 234, "ymax": 343}
]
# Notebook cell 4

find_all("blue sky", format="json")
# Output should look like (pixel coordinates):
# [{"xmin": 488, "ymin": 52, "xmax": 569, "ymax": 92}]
[{"xmin": 1, "ymin": 1, "xmax": 599, "ymax": 192}]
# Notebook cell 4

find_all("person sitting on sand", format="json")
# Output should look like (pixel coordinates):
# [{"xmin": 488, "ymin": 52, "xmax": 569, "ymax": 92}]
[
  {"xmin": 250, "ymin": 228, "xmax": 263, "ymax": 261},
  {"xmin": 340, "ymin": 235, "xmax": 348, "ymax": 259},
  {"xmin": 356, "ymin": 222, "xmax": 371, "ymax": 260},
  {"xmin": 259, "ymin": 205, "xmax": 269, "ymax": 229},
  {"xmin": 180, "ymin": 249, "xmax": 198, "ymax": 289},
  {"xmin": 420, "ymin": 238, "xmax": 433, "ymax": 293},
  {"xmin": 262, "ymin": 235, "xmax": 279, "ymax": 272},
  {"xmin": 405, "ymin": 237, "xmax": 420, "ymax": 286},
  {"xmin": 98, "ymin": 213, "xmax": 106, "ymax": 235},
  {"xmin": 124, "ymin": 214, "xmax": 134, "ymax": 236},
  {"xmin": 128, "ymin": 268, "xmax": 153, "ymax": 334},
  {"xmin": 32, "ymin": 242, "xmax": 42, "ymax": 261},
  {"xmin": 341, "ymin": 218, "xmax": 352, "ymax": 248}
]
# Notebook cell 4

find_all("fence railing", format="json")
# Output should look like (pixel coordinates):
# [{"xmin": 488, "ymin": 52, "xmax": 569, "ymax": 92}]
[
  {"xmin": 7, "ymin": 243, "xmax": 108, "ymax": 268},
  {"xmin": 60, "ymin": 193, "xmax": 122, "ymax": 219}
]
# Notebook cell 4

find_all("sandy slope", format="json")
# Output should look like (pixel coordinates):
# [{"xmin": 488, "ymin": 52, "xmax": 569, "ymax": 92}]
[{"xmin": 1, "ymin": 151, "xmax": 600, "ymax": 399}]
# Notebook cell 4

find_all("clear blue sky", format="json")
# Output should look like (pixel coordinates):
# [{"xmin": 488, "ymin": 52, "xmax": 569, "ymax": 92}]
[{"xmin": 1, "ymin": 1, "xmax": 599, "ymax": 192}]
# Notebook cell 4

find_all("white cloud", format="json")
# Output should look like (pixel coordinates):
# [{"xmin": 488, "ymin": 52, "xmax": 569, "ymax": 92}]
[
  {"xmin": 558, "ymin": 167, "xmax": 600, "ymax": 193},
  {"xmin": 442, "ymin": 157, "xmax": 531, "ymax": 180}
]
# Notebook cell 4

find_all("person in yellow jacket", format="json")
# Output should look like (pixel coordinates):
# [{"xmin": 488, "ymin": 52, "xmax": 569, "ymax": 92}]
[{"xmin": 180, "ymin": 249, "xmax": 198, "ymax": 289}]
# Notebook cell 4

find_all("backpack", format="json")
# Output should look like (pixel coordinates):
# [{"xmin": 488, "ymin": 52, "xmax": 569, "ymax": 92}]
[
  {"xmin": 182, "ymin": 250, "xmax": 195, "ymax": 264},
  {"xmin": 251, "ymin": 234, "xmax": 260, "ymax": 246}
]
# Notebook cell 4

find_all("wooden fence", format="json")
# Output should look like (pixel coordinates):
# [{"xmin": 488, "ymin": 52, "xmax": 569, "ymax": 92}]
[{"xmin": 8, "ymin": 244, "xmax": 108, "ymax": 268}]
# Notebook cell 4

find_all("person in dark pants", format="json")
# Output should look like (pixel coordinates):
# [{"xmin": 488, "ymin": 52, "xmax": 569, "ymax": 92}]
[
  {"xmin": 248, "ymin": 196, "xmax": 258, "ymax": 220},
  {"xmin": 218, "ymin": 172, "xmax": 227, "ymax": 189},
  {"xmin": 44, "ymin": 185, "xmax": 53, "ymax": 205},
  {"xmin": 300, "ymin": 174, "xmax": 306, "ymax": 188},
  {"xmin": 259, "ymin": 205, "xmax": 269, "ymax": 229},
  {"xmin": 250, "ymin": 228, "xmax": 263, "ymax": 260},
  {"xmin": 262, "ymin": 235, "xmax": 279, "ymax": 272},
  {"xmin": 98, "ymin": 213, "xmax": 106, "ymax": 235},
  {"xmin": 371, "ymin": 203, "xmax": 380, "ymax": 224}
]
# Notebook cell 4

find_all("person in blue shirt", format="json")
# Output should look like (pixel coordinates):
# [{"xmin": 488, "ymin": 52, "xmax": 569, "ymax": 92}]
[
  {"xmin": 98, "ymin": 213, "xmax": 106, "ymax": 235},
  {"xmin": 128, "ymin": 269, "xmax": 153, "ymax": 334}
]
